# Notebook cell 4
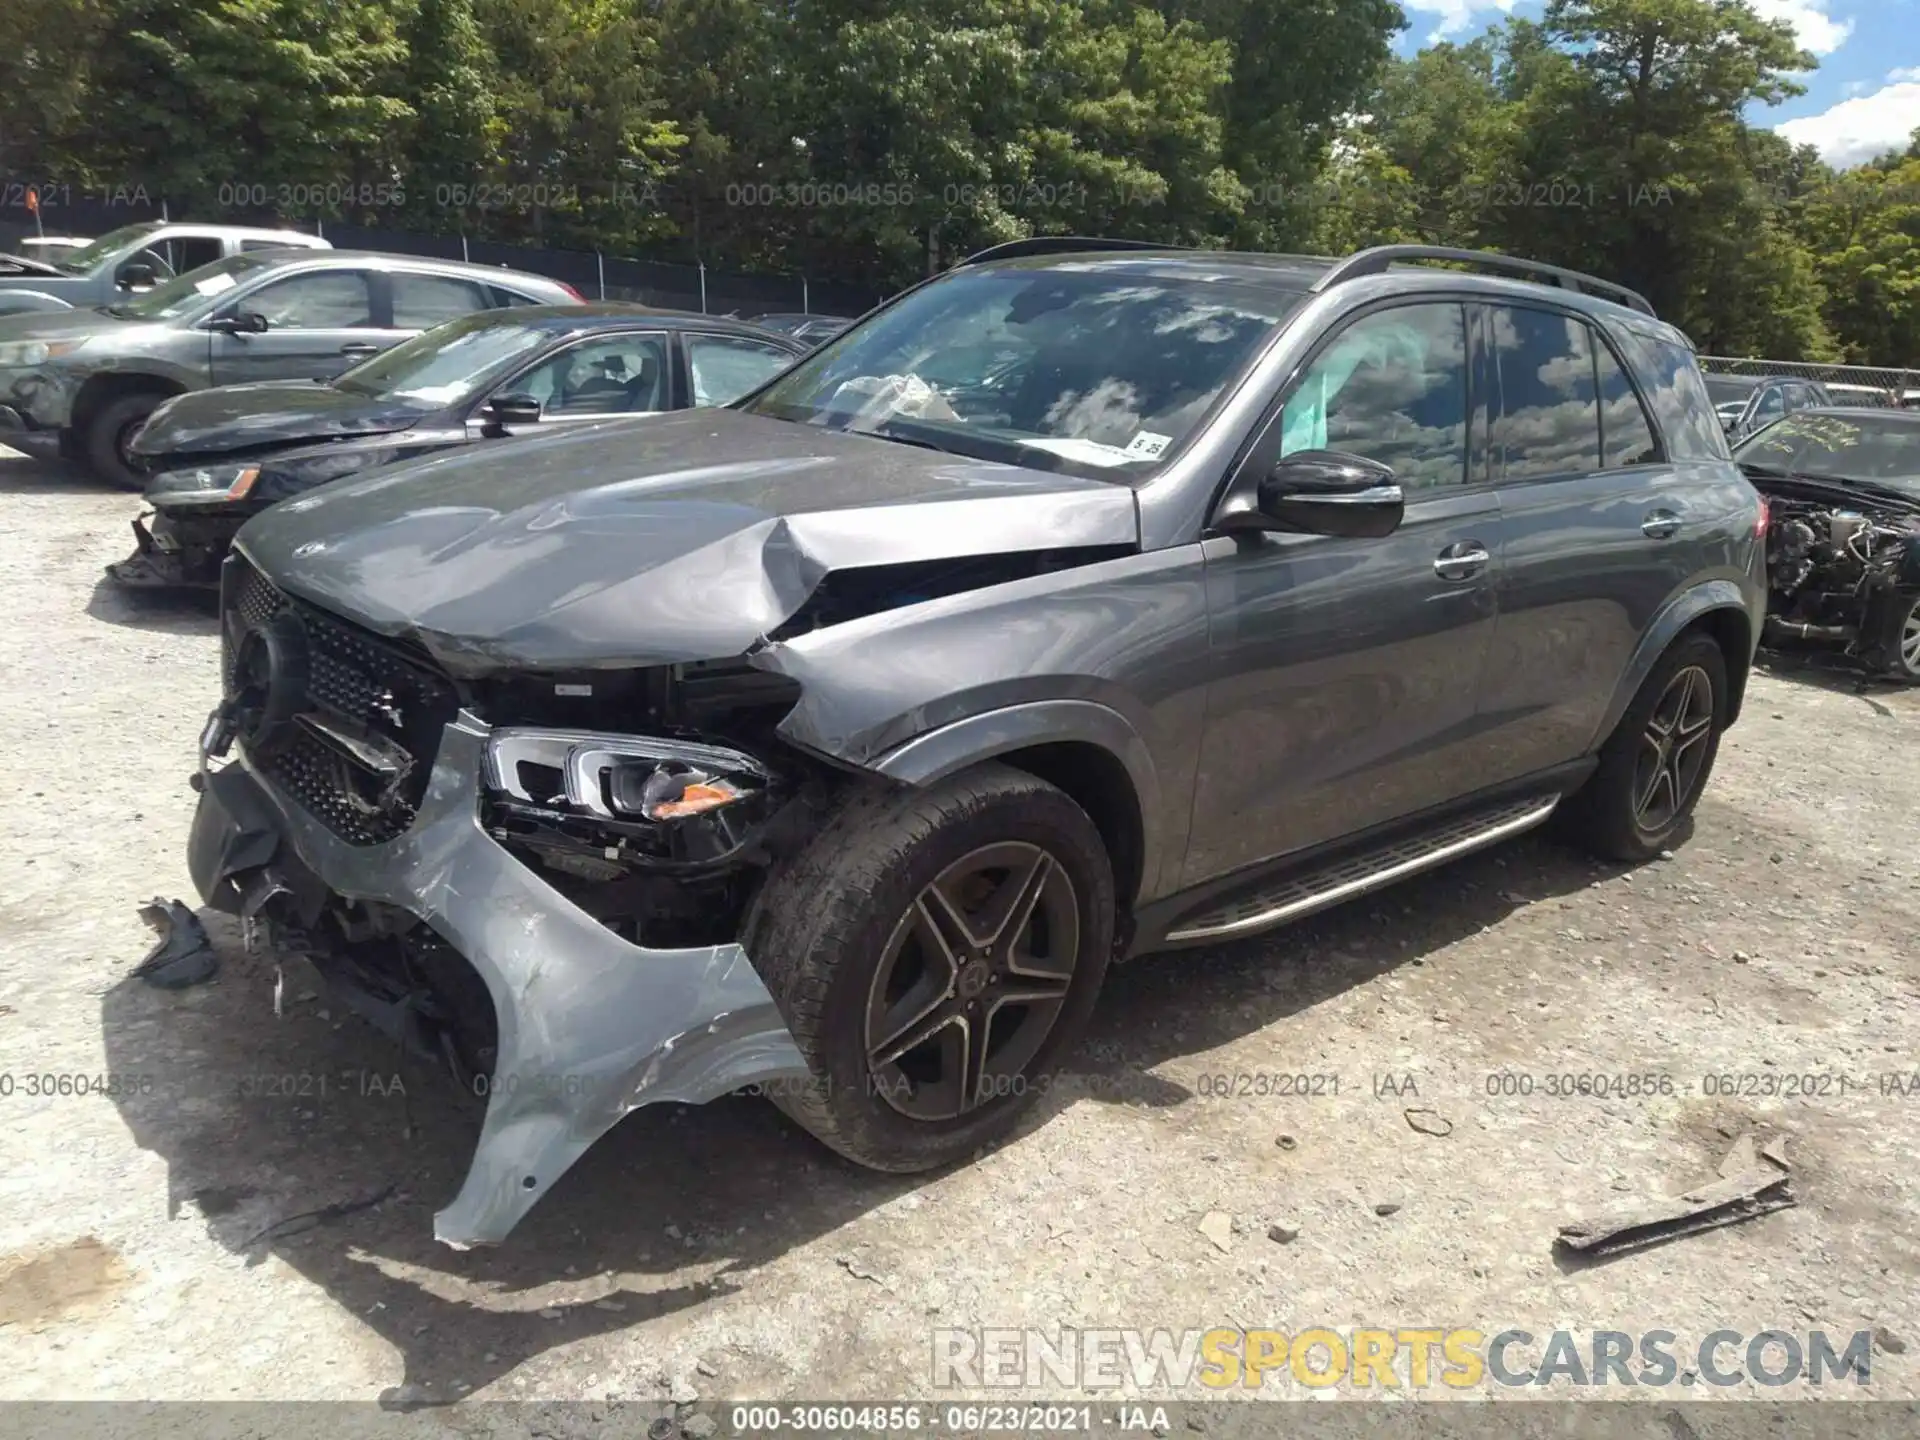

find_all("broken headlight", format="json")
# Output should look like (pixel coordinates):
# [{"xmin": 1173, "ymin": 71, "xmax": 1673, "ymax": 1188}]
[
  {"xmin": 146, "ymin": 463, "xmax": 262, "ymax": 504},
  {"xmin": 482, "ymin": 729, "xmax": 775, "ymax": 871}
]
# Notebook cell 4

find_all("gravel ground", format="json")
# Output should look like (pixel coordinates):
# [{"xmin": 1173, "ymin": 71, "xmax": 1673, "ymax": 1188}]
[{"xmin": 1, "ymin": 444, "xmax": 1917, "ymax": 1415}]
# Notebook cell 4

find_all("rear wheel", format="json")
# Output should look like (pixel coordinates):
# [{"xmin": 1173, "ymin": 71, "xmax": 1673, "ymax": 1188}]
[
  {"xmin": 1563, "ymin": 632, "xmax": 1728, "ymax": 862},
  {"xmin": 83, "ymin": 392, "xmax": 168, "ymax": 490},
  {"xmin": 745, "ymin": 764, "xmax": 1114, "ymax": 1172}
]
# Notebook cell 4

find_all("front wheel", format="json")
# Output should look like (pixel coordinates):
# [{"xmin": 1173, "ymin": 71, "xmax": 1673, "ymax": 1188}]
[
  {"xmin": 1563, "ymin": 632, "xmax": 1728, "ymax": 862},
  {"xmin": 84, "ymin": 392, "xmax": 168, "ymax": 490},
  {"xmin": 1863, "ymin": 591, "xmax": 1920, "ymax": 682},
  {"xmin": 745, "ymin": 764, "xmax": 1115, "ymax": 1172}
]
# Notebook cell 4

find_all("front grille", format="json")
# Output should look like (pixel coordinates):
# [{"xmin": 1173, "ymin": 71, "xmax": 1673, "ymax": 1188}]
[{"xmin": 223, "ymin": 555, "xmax": 462, "ymax": 845}]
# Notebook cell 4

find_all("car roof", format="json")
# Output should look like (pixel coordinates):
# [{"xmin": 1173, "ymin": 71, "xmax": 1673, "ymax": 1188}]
[
  {"xmin": 234, "ymin": 249, "xmax": 572, "ymax": 288},
  {"xmin": 966, "ymin": 246, "xmax": 1677, "ymax": 331},
  {"xmin": 479, "ymin": 302, "xmax": 809, "ymax": 340}
]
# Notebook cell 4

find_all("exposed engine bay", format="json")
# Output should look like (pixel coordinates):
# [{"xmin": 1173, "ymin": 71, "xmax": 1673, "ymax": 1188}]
[{"xmin": 1763, "ymin": 491, "xmax": 1920, "ymax": 676}]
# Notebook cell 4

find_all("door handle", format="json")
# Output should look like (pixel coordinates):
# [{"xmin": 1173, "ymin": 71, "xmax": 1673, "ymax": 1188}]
[
  {"xmin": 1434, "ymin": 542, "xmax": 1491, "ymax": 582},
  {"xmin": 1641, "ymin": 511, "xmax": 1681, "ymax": 540},
  {"xmin": 338, "ymin": 343, "xmax": 380, "ymax": 358}
]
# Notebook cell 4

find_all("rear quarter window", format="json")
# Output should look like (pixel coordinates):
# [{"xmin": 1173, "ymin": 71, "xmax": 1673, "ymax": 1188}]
[{"xmin": 1609, "ymin": 320, "xmax": 1731, "ymax": 462}]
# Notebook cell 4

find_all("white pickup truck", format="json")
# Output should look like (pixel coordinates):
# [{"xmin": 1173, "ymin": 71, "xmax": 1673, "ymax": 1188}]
[{"xmin": 0, "ymin": 220, "xmax": 329, "ymax": 315}]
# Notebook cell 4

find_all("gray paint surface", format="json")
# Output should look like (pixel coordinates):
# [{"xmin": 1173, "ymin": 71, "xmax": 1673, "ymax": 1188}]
[
  {"xmin": 186, "ymin": 247, "xmax": 1770, "ymax": 1243},
  {"xmin": 190, "ymin": 715, "xmax": 807, "ymax": 1248}
]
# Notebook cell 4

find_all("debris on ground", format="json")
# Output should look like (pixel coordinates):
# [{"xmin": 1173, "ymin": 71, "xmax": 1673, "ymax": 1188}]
[
  {"xmin": 242, "ymin": 1183, "xmax": 397, "ymax": 1247},
  {"xmin": 1374, "ymin": 1202, "xmax": 1402, "ymax": 1217},
  {"xmin": 131, "ymin": 898, "xmax": 218, "ymax": 989},
  {"xmin": 1404, "ymin": 1108, "xmax": 1454, "ymax": 1137},
  {"xmin": 1197, "ymin": 1211, "xmax": 1233, "ymax": 1252},
  {"xmin": 1275, "ymin": 1134, "xmax": 1298, "ymax": 1151},
  {"xmin": 1267, "ymin": 1223, "xmax": 1300, "ymax": 1244},
  {"xmin": 835, "ymin": 1254, "xmax": 895, "ymax": 1290},
  {"xmin": 1554, "ymin": 1134, "xmax": 1795, "ymax": 1260}
]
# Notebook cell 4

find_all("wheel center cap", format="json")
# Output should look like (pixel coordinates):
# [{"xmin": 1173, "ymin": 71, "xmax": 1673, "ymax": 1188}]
[{"xmin": 957, "ymin": 960, "xmax": 993, "ymax": 1000}]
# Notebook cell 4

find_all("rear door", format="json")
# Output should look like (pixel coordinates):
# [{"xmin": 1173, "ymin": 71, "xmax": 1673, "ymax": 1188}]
[
  {"xmin": 207, "ymin": 266, "xmax": 384, "ymax": 384},
  {"xmin": 363, "ymin": 269, "xmax": 508, "ymax": 361},
  {"xmin": 1183, "ymin": 299, "xmax": 1505, "ymax": 884},
  {"xmin": 1472, "ymin": 301, "xmax": 1681, "ymax": 782}
]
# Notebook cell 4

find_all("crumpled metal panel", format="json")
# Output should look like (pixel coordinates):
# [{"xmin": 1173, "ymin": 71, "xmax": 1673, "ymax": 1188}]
[
  {"xmin": 231, "ymin": 408, "xmax": 1140, "ymax": 677},
  {"xmin": 191, "ymin": 712, "xmax": 808, "ymax": 1247}
]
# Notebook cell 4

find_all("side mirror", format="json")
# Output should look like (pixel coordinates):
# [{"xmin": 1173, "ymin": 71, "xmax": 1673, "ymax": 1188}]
[
  {"xmin": 1222, "ymin": 449, "xmax": 1405, "ymax": 539},
  {"xmin": 213, "ymin": 310, "xmax": 270, "ymax": 336},
  {"xmin": 118, "ymin": 262, "xmax": 157, "ymax": 290},
  {"xmin": 481, "ymin": 393, "xmax": 542, "ymax": 429}
]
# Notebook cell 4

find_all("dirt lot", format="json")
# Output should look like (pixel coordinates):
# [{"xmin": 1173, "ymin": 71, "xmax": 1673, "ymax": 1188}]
[{"xmin": 1, "ymin": 443, "xmax": 1917, "ymax": 1416}]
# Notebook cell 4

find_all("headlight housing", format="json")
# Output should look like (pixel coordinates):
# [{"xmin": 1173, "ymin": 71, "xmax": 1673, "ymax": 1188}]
[
  {"xmin": 484, "ymin": 729, "xmax": 768, "ymax": 823},
  {"xmin": 0, "ymin": 338, "xmax": 86, "ymax": 367},
  {"xmin": 144, "ymin": 463, "xmax": 262, "ymax": 504}
]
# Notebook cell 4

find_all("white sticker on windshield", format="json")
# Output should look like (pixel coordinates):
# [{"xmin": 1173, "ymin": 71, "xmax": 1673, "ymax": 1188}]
[
  {"xmin": 1019, "ymin": 437, "xmax": 1137, "ymax": 468},
  {"xmin": 1124, "ymin": 431, "xmax": 1173, "ymax": 460},
  {"xmin": 194, "ymin": 272, "xmax": 239, "ymax": 296}
]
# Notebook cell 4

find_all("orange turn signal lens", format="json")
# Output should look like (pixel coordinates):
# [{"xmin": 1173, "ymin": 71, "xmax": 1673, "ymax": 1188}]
[
  {"xmin": 226, "ymin": 466, "xmax": 262, "ymax": 500},
  {"xmin": 646, "ymin": 780, "xmax": 742, "ymax": 820}
]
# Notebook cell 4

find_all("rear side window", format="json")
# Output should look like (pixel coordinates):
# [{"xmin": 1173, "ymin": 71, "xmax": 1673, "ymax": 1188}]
[
  {"xmin": 1612, "ymin": 323, "xmax": 1731, "ymax": 460},
  {"xmin": 1487, "ymin": 305, "xmax": 1600, "ymax": 481},
  {"xmin": 1595, "ymin": 339, "xmax": 1659, "ymax": 466},
  {"xmin": 392, "ymin": 272, "xmax": 495, "ymax": 328}
]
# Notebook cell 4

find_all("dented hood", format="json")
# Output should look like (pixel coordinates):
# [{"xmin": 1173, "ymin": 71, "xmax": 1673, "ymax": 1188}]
[
  {"xmin": 132, "ymin": 379, "xmax": 425, "ymax": 461},
  {"xmin": 236, "ymin": 407, "xmax": 1140, "ymax": 674}
]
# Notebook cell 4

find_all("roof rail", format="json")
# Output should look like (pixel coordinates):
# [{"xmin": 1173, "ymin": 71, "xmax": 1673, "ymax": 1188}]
[
  {"xmin": 958, "ymin": 236, "xmax": 1181, "ymax": 267},
  {"xmin": 1312, "ymin": 245, "xmax": 1657, "ymax": 318}
]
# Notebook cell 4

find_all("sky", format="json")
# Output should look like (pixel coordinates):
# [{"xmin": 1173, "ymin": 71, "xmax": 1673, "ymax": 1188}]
[{"xmin": 1393, "ymin": 0, "xmax": 1919, "ymax": 168}]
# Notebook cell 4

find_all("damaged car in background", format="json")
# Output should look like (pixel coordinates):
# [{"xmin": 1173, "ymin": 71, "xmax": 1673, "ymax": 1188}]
[
  {"xmin": 179, "ymin": 238, "xmax": 1765, "ymax": 1246},
  {"xmin": 107, "ymin": 305, "xmax": 803, "ymax": 590},
  {"xmin": 1737, "ymin": 408, "xmax": 1920, "ymax": 680}
]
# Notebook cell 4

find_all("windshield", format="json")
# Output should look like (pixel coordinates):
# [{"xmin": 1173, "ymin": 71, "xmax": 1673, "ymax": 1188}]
[
  {"xmin": 1735, "ymin": 413, "xmax": 1920, "ymax": 497},
  {"xmin": 741, "ymin": 263, "xmax": 1303, "ymax": 479},
  {"xmin": 55, "ymin": 221, "xmax": 166, "ymax": 275},
  {"xmin": 333, "ymin": 313, "xmax": 555, "ymax": 405},
  {"xmin": 108, "ymin": 253, "xmax": 277, "ymax": 321}
]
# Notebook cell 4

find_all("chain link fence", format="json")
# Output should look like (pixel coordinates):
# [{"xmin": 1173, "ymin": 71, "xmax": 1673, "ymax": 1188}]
[{"xmin": 1698, "ymin": 355, "xmax": 1920, "ymax": 406}]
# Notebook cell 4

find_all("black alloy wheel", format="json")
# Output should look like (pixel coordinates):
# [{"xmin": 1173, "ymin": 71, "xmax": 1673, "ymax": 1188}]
[
  {"xmin": 1631, "ymin": 664, "xmax": 1715, "ymax": 832},
  {"xmin": 864, "ymin": 842, "xmax": 1081, "ymax": 1121}
]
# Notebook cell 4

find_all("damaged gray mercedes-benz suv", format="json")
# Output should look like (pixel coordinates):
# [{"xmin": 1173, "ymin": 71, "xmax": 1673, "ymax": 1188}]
[{"xmin": 183, "ymin": 239, "xmax": 1766, "ymax": 1246}]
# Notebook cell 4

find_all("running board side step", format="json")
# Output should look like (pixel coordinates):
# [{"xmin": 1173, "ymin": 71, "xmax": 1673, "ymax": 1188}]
[{"xmin": 1165, "ymin": 795, "xmax": 1561, "ymax": 944}]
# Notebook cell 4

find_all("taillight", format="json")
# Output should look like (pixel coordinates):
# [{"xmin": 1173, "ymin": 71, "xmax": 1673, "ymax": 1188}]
[
  {"xmin": 1755, "ymin": 495, "xmax": 1771, "ymax": 540},
  {"xmin": 559, "ymin": 282, "xmax": 586, "ymax": 302}
]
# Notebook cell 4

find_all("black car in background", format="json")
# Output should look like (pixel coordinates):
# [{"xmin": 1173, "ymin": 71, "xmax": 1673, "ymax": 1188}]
[
  {"xmin": 108, "ymin": 304, "xmax": 806, "ymax": 589},
  {"xmin": 1737, "ymin": 407, "xmax": 1920, "ymax": 680},
  {"xmin": 1705, "ymin": 372, "xmax": 1833, "ymax": 440}
]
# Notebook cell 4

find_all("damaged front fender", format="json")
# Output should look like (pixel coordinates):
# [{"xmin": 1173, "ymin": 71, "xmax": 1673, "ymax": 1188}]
[{"xmin": 187, "ymin": 713, "xmax": 808, "ymax": 1247}]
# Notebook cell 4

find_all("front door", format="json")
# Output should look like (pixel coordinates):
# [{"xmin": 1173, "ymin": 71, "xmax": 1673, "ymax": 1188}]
[
  {"xmin": 208, "ymin": 268, "xmax": 384, "ymax": 384},
  {"xmin": 1184, "ymin": 300, "xmax": 1504, "ymax": 887},
  {"xmin": 473, "ymin": 331, "xmax": 674, "ymax": 437}
]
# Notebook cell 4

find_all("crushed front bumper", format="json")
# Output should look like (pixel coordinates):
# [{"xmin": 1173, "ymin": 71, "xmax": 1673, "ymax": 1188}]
[
  {"xmin": 187, "ymin": 711, "xmax": 809, "ymax": 1247},
  {"xmin": 106, "ymin": 513, "xmax": 221, "ymax": 590}
]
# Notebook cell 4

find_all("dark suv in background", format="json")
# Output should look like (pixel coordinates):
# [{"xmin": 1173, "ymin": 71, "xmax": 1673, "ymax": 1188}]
[{"xmin": 184, "ymin": 240, "xmax": 1765, "ymax": 1246}]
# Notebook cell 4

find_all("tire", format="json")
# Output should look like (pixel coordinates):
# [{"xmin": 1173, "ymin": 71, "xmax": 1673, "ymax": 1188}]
[
  {"xmin": 1863, "ymin": 591, "xmax": 1920, "ymax": 683},
  {"xmin": 84, "ymin": 392, "xmax": 168, "ymax": 490},
  {"xmin": 744, "ymin": 764, "xmax": 1115, "ymax": 1172},
  {"xmin": 1562, "ymin": 632, "xmax": 1729, "ymax": 863}
]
